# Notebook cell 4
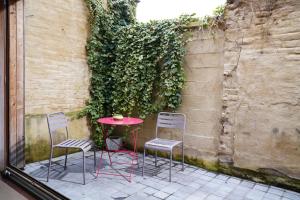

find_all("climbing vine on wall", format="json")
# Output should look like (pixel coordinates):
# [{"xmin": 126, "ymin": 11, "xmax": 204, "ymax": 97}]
[{"xmin": 82, "ymin": 0, "xmax": 192, "ymax": 146}]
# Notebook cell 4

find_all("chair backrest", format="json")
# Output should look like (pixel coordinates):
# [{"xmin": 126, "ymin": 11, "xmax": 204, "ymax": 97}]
[
  {"xmin": 47, "ymin": 112, "xmax": 68, "ymax": 145},
  {"xmin": 155, "ymin": 112, "xmax": 186, "ymax": 140}
]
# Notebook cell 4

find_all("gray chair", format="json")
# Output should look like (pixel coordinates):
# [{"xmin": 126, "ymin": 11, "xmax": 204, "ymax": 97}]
[
  {"xmin": 46, "ymin": 112, "xmax": 96, "ymax": 185},
  {"xmin": 142, "ymin": 112, "xmax": 186, "ymax": 182}
]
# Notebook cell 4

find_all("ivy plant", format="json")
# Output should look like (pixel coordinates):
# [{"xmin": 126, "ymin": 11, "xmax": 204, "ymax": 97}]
[{"xmin": 82, "ymin": 0, "xmax": 192, "ymax": 146}]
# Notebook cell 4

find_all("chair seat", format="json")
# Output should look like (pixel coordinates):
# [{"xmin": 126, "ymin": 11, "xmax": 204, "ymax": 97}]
[
  {"xmin": 145, "ymin": 138, "xmax": 182, "ymax": 151},
  {"xmin": 54, "ymin": 139, "xmax": 92, "ymax": 152}
]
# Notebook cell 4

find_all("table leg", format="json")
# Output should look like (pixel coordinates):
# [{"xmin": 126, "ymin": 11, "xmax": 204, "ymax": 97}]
[
  {"xmin": 96, "ymin": 125, "xmax": 112, "ymax": 177},
  {"xmin": 128, "ymin": 127, "xmax": 140, "ymax": 182},
  {"xmin": 102, "ymin": 126, "xmax": 113, "ymax": 166},
  {"xmin": 96, "ymin": 149, "xmax": 104, "ymax": 177},
  {"xmin": 96, "ymin": 123, "xmax": 142, "ymax": 182}
]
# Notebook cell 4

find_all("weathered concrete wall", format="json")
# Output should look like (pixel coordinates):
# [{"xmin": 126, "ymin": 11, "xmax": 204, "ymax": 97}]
[
  {"xmin": 25, "ymin": 0, "xmax": 89, "ymax": 114},
  {"xmin": 24, "ymin": 0, "xmax": 90, "ymax": 162},
  {"xmin": 221, "ymin": 0, "xmax": 300, "ymax": 182},
  {"xmin": 139, "ymin": 30, "xmax": 224, "ymax": 168},
  {"xmin": 23, "ymin": 0, "xmax": 300, "ymax": 189},
  {"xmin": 25, "ymin": 114, "xmax": 90, "ymax": 163},
  {"xmin": 138, "ymin": 1, "xmax": 300, "ymax": 188}
]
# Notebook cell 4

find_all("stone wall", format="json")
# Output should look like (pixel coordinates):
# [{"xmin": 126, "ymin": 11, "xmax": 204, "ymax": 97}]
[
  {"xmin": 25, "ymin": 114, "xmax": 90, "ymax": 163},
  {"xmin": 24, "ymin": 0, "xmax": 225, "ymax": 164},
  {"xmin": 139, "ymin": 31, "xmax": 224, "ymax": 167},
  {"xmin": 138, "ymin": 0, "xmax": 300, "ymax": 188},
  {"xmin": 24, "ymin": 0, "xmax": 90, "ymax": 162},
  {"xmin": 23, "ymin": 0, "xmax": 300, "ymax": 189},
  {"xmin": 221, "ymin": 0, "xmax": 300, "ymax": 182}
]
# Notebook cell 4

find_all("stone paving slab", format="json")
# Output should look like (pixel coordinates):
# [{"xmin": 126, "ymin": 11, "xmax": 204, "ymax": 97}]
[{"xmin": 24, "ymin": 151, "xmax": 300, "ymax": 200}]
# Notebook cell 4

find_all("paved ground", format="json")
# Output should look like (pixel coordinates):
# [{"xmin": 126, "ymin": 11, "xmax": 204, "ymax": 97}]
[{"xmin": 24, "ymin": 151, "xmax": 300, "ymax": 200}]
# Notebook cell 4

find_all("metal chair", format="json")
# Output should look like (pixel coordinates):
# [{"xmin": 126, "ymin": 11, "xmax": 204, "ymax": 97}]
[
  {"xmin": 142, "ymin": 112, "xmax": 186, "ymax": 182},
  {"xmin": 46, "ymin": 112, "xmax": 96, "ymax": 185}
]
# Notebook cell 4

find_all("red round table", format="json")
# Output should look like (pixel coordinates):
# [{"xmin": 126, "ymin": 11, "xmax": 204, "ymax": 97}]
[
  {"xmin": 98, "ymin": 117, "xmax": 143, "ymax": 126},
  {"xmin": 96, "ymin": 117, "xmax": 143, "ymax": 182}
]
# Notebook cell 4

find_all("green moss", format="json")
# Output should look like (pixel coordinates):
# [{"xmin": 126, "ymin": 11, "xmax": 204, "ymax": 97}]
[
  {"xmin": 135, "ymin": 145, "xmax": 219, "ymax": 172},
  {"xmin": 182, "ymin": 155, "xmax": 219, "ymax": 172},
  {"xmin": 25, "ymin": 139, "xmax": 49, "ymax": 163},
  {"xmin": 134, "ymin": 143, "xmax": 300, "ymax": 192},
  {"xmin": 25, "ymin": 139, "xmax": 79, "ymax": 164},
  {"xmin": 219, "ymin": 164, "xmax": 300, "ymax": 192},
  {"xmin": 65, "ymin": 110, "xmax": 83, "ymax": 120},
  {"xmin": 25, "ymin": 110, "xmax": 82, "ymax": 119},
  {"xmin": 25, "ymin": 112, "xmax": 83, "ymax": 164}
]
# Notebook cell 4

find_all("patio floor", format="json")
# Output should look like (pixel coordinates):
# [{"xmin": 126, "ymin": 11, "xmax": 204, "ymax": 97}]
[{"xmin": 24, "ymin": 151, "xmax": 300, "ymax": 200}]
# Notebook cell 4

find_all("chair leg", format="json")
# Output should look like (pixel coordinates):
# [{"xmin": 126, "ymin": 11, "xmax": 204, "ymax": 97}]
[
  {"xmin": 93, "ymin": 149, "xmax": 96, "ymax": 172},
  {"xmin": 47, "ymin": 147, "xmax": 53, "ymax": 182},
  {"xmin": 169, "ymin": 150, "xmax": 172, "ymax": 182},
  {"xmin": 64, "ymin": 148, "xmax": 68, "ymax": 170},
  {"xmin": 142, "ymin": 147, "xmax": 146, "ymax": 177},
  {"xmin": 83, "ymin": 151, "xmax": 86, "ymax": 185},
  {"xmin": 181, "ymin": 143, "xmax": 184, "ymax": 171},
  {"xmin": 136, "ymin": 153, "xmax": 140, "ymax": 168},
  {"xmin": 155, "ymin": 150, "xmax": 157, "ymax": 167},
  {"xmin": 107, "ymin": 151, "xmax": 112, "ymax": 166}
]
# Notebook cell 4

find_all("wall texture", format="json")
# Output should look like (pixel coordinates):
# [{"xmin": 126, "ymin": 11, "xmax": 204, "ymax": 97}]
[
  {"xmin": 25, "ymin": 0, "xmax": 89, "ymax": 114},
  {"xmin": 139, "ymin": 31, "xmax": 224, "ymax": 168},
  {"xmin": 24, "ymin": 0, "xmax": 300, "ymax": 189},
  {"xmin": 24, "ymin": 0, "xmax": 91, "ymax": 162},
  {"xmin": 220, "ymin": 0, "xmax": 300, "ymax": 182}
]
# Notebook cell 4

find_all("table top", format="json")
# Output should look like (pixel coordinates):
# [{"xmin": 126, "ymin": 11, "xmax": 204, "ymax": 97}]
[{"xmin": 97, "ymin": 117, "xmax": 143, "ymax": 126}]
